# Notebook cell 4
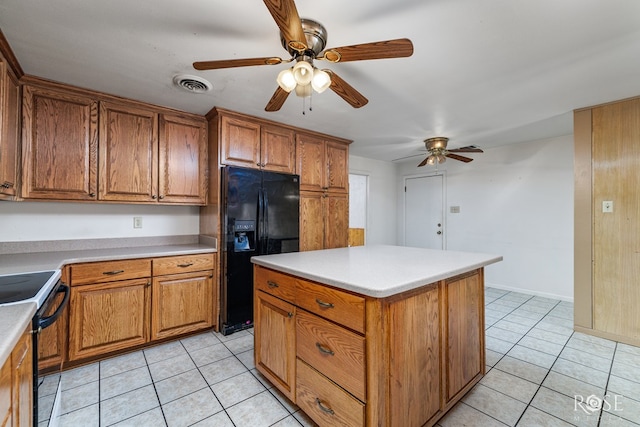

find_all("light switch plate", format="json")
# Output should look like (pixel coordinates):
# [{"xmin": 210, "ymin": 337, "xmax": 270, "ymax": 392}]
[{"xmin": 602, "ymin": 201, "xmax": 613, "ymax": 213}]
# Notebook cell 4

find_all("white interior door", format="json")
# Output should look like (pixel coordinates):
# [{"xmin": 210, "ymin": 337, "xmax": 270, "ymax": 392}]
[{"xmin": 404, "ymin": 175, "xmax": 444, "ymax": 249}]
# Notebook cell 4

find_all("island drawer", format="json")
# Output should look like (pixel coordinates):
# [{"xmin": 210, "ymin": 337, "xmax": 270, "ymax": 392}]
[
  {"xmin": 152, "ymin": 253, "xmax": 214, "ymax": 276},
  {"xmin": 254, "ymin": 266, "xmax": 297, "ymax": 303},
  {"xmin": 296, "ymin": 359, "xmax": 364, "ymax": 427},
  {"xmin": 296, "ymin": 280, "xmax": 365, "ymax": 333},
  {"xmin": 296, "ymin": 310, "xmax": 366, "ymax": 402},
  {"xmin": 69, "ymin": 259, "xmax": 151, "ymax": 285}
]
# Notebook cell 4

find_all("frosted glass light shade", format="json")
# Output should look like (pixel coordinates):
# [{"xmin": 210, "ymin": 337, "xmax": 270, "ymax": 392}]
[
  {"xmin": 277, "ymin": 69, "xmax": 296, "ymax": 92},
  {"xmin": 295, "ymin": 83, "xmax": 312, "ymax": 97},
  {"xmin": 292, "ymin": 61, "xmax": 313, "ymax": 85},
  {"xmin": 311, "ymin": 69, "xmax": 331, "ymax": 93}
]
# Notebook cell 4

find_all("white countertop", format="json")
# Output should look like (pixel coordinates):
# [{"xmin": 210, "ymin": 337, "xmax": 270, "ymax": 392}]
[
  {"xmin": 0, "ymin": 302, "xmax": 36, "ymax": 368},
  {"xmin": 251, "ymin": 245, "xmax": 503, "ymax": 298},
  {"xmin": 0, "ymin": 243, "xmax": 216, "ymax": 276}
]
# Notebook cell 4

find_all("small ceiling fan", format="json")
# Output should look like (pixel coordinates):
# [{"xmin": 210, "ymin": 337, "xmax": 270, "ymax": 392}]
[
  {"xmin": 193, "ymin": 0, "xmax": 414, "ymax": 112},
  {"xmin": 417, "ymin": 137, "xmax": 484, "ymax": 167}
]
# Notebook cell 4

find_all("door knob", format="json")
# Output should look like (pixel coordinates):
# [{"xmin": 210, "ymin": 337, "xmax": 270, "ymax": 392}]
[{"xmin": 437, "ymin": 231, "xmax": 442, "ymax": 235}]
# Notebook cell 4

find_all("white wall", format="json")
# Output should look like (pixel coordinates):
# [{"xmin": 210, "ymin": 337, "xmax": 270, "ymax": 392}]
[
  {"xmin": 0, "ymin": 201, "xmax": 200, "ymax": 242},
  {"xmin": 349, "ymin": 155, "xmax": 398, "ymax": 246},
  {"xmin": 397, "ymin": 135, "xmax": 574, "ymax": 300}
]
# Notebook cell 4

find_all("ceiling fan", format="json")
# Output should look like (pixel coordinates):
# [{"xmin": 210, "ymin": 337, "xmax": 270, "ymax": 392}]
[
  {"xmin": 193, "ymin": 0, "xmax": 414, "ymax": 112},
  {"xmin": 417, "ymin": 137, "xmax": 484, "ymax": 167}
]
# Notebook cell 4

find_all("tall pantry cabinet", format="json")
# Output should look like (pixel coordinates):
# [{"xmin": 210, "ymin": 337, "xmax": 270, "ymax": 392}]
[{"xmin": 574, "ymin": 95, "xmax": 640, "ymax": 346}]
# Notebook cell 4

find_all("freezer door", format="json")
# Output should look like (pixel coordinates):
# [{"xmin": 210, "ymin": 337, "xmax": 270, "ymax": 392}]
[
  {"xmin": 222, "ymin": 166, "xmax": 261, "ymax": 333},
  {"xmin": 261, "ymin": 171, "xmax": 300, "ymax": 255}
]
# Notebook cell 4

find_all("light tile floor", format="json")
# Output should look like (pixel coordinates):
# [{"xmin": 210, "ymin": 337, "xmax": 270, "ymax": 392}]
[{"xmin": 39, "ymin": 287, "xmax": 640, "ymax": 427}]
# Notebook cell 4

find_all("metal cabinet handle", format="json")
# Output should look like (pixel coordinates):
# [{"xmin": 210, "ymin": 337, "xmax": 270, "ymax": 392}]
[
  {"xmin": 267, "ymin": 281, "xmax": 279, "ymax": 288},
  {"xmin": 152, "ymin": 195, "xmax": 157, "ymax": 199},
  {"xmin": 177, "ymin": 263, "xmax": 193, "ymax": 268},
  {"xmin": 103, "ymin": 270, "xmax": 124, "ymax": 275},
  {"xmin": 1, "ymin": 181, "xmax": 14, "ymax": 189},
  {"xmin": 89, "ymin": 192, "xmax": 96, "ymax": 197},
  {"xmin": 159, "ymin": 195, "xmax": 165, "ymax": 200},
  {"xmin": 315, "ymin": 398, "xmax": 335, "ymax": 415},
  {"xmin": 316, "ymin": 299, "xmax": 334, "ymax": 309},
  {"xmin": 315, "ymin": 342, "xmax": 334, "ymax": 356},
  {"xmin": 287, "ymin": 312, "xmax": 293, "ymax": 318}
]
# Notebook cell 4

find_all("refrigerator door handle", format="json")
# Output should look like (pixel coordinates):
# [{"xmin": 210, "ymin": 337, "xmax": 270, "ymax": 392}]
[{"xmin": 263, "ymin": 189, "xmax": 269, "ymax": 250}]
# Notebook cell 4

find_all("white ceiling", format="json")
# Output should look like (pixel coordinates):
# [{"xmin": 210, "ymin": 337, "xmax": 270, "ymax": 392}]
[{"xmin": 1, "ymin": 0, "xmax": 639, "ymax": 162}]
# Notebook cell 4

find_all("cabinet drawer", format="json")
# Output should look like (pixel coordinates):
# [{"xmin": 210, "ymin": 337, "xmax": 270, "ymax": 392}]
[
  {"xmin": 296, "ymin": 359, "xmax": 364, "ymax": 427},
  {"xmin": 70, "ymin": 259, "xmax": 151, "ymax": 285},
  {"xmin": 296, "ymin": 279, "xmax": 365, "ymax": 333},
  {"xmin": 153, "ymin": 253, "xmax": 214, "ymax": 276},
  {"xmin": 254, "ymin": 266, "xmax": 297, "ymax": 303},
  {"xmin": 297, "ymin": 310, "xmax": 365, "ymax": 401}
]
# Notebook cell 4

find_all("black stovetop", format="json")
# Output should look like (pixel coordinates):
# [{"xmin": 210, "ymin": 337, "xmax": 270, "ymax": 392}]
[{"xmin": 0, "ymin": 271, "xmax": 58, "ymax": 305}]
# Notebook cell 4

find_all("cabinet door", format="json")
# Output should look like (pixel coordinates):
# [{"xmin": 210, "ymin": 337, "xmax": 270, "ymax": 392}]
[
  {"xmin": 445, "ymin": 270, "xmax": 484, "ymax": 401},
  {"xmin": 21, "ymin": 85, "xmax": 98, "ymax": 200},
  {"xmin": 68, "ymin": 278, "xmax": 150, "ymax": 361},
  {"xmin": 261, "ymin": 125, "xmax": 295, "ymax": 173},
  {"xmin": 11, "ymin": 328, "xmax": 32, "ymax": 427},
  {"xmin": 99, "ymin": 101, "xmax": 158, "ymax": 202},
  {"xmin": 220, "ymin": 115, "xmax": 260, "ymax": 169},
  {"xmin": 325, "ymin": 140, "xmax": 348, "ymax": 193},
  {"xmin": 255, "ymin": 290, "xmax": 296, "ymax": 401},
  {"xmin": 0, "ymin": 352, "xmax": 10, "ymax": 427},
  {"xmin": 159, "ymin": 114, "xmax": 207, "ymax": 204},
  {"xmin": 324, "ymin": 192, "xmax": 349, "ymax": 249},
  {"xmin": 300, "ymin": 190, "xmax": 324, "ymax": 251},
  {"xmin": 296, "ymin": 133, "xmax": 325, "ymax": 192},
  {"xmin": 38, "ymin": 290, "xmax": 68, "ymax": 371},
  {"xmin": 151, "ymin": 270, "xmax": 214, "ymax": 340},
  {"xmin": 0, "ymin": 61, "xmax": 20, "ymax": 199}
]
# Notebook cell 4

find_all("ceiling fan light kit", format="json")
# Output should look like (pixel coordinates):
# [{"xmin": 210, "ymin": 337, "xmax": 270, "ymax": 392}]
[
  {"xmin": 418, "ymin": 137, "xmax": 484, "ymax": 167},
  {"xmin": 192, "ymin": 0, "xmax": 414, "ymax": 112}
]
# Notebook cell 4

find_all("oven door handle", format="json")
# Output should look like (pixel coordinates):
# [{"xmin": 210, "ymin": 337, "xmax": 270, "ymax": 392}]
[{"xmin": 38, "ymin": 284, "xmax": 70, "ymax": 330}]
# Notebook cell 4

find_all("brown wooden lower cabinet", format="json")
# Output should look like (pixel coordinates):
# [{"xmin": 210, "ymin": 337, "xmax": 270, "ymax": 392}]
[
  {"xmin": 254, "ymin": 265, "xmax": 485, "ymax": 427},
  {"xmin": 151, "ymin": 270, "xmax": 214, "ymax": 340},
  {"xmin": 59, "ymin": 253, "xmax": 216, "ymax": 366},
  {"xmin": 1, "ymin": 326, "xmax": 33, "ymax": 427},
  {"xmin": 68, "ymin": 278, "xmax": 151, "ymax": 361}
]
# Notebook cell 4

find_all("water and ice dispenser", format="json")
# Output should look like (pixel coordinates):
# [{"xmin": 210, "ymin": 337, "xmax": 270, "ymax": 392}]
[{"xmin": 232, "ymin": 220, "xmax": 255, "ymax": 252}]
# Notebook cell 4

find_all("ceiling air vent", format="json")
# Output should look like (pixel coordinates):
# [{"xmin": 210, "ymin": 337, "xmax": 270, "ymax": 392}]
[{"xmin": 173, "ymin": 74, "xmax": 212, "ymax": 93}]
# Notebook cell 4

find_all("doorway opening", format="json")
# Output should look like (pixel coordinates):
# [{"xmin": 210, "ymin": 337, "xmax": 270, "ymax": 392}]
[{"xmin": 349, "ymin": 173, "xmax": 368, "ymax": 246}]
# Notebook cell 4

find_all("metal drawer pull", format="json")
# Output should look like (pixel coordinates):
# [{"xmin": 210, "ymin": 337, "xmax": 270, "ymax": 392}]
[
  {"xmin": 102, "ymin": 270, "xmax": 124, "ymax": 275},
  {"xmin": 267, "ymin": 281, "xmax": 279, "ymax": 288},
  {"xmin": 315, "ymin": 342, "xmax": 334, "ymax": 356},
  {"xmin": 315, "ymin": 398, "xmax": 335, "ymax": 415},
  {"xmin": 177, "ymin": 263, "xmax": 193, "ymax": 268},
  {"xmin": 316, "ymin": 299, "xmax": 334, "ymax": 309}
]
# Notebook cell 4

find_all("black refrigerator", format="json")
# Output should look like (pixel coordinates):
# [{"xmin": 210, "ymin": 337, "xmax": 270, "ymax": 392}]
[{"xmin": 220, "ymin": 166, "xmax": 300, "ymax": 335}]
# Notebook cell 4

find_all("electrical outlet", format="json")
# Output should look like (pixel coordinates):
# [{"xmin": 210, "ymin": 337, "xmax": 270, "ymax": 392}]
[
  {"xmin": 133, "ymin": 217, "xmax": 143, "ymax": 228},
  {"xmin": 602, "ymin": 201, "xmax": 613, "ymax": 213}
]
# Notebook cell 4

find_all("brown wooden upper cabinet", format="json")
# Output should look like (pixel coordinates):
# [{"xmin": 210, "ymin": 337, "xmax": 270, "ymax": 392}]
[
  {"xmin": 99, "ymin": 101, "xmax": 158, "ymax": 202},
  {"xmin": 296, "ymin": 132, "xmax": 348, "ymax": 193},
  {"xmin": 220, "ymin": 114, "xmax": 295, "ymax": 174},
  {"xmin": 21, "ymin": 84, "xmax": 99, "ymax": 200},
  {"xmin": 20, "ymin": 80, "xmax": 207, "ymax": 205},
  {"xmin": 0, "ymin": 57, "xmax": 20, "ymax": 200}
]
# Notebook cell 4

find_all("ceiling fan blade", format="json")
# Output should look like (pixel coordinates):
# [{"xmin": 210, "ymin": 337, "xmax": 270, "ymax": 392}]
[
  {"xmin": 193, "ymin": 57, "xmax": 284, "ymax": 70},
  {"xmin": 319, "ymin": 38, "xmax": 413, "ymax": 63},
  {"xmin": 417, "ymin": 156, "xmax": 430, "ymax": 167},
  {"xmin": 446, "ymin": 153, "xmax": 474, "ymax": 163},
  {"xmin": 263, "ymin": 0, "xmax": 307, "ymax": 51},
  {"xmin": 325, "ymin": 70, "xmax": 368, "ymax": 108},
  {"xmin": 448, "ymin": 146, "xmax": 484, "ymax": 153},
  {"xmin": 265, "ymin": 87, "xmax": 290, "ymax": 112}
]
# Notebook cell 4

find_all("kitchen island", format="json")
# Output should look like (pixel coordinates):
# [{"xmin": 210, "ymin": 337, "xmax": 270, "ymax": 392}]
[{"xmin": 251, "ymin": 245, "xmax": 502, "ymax": 427}]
